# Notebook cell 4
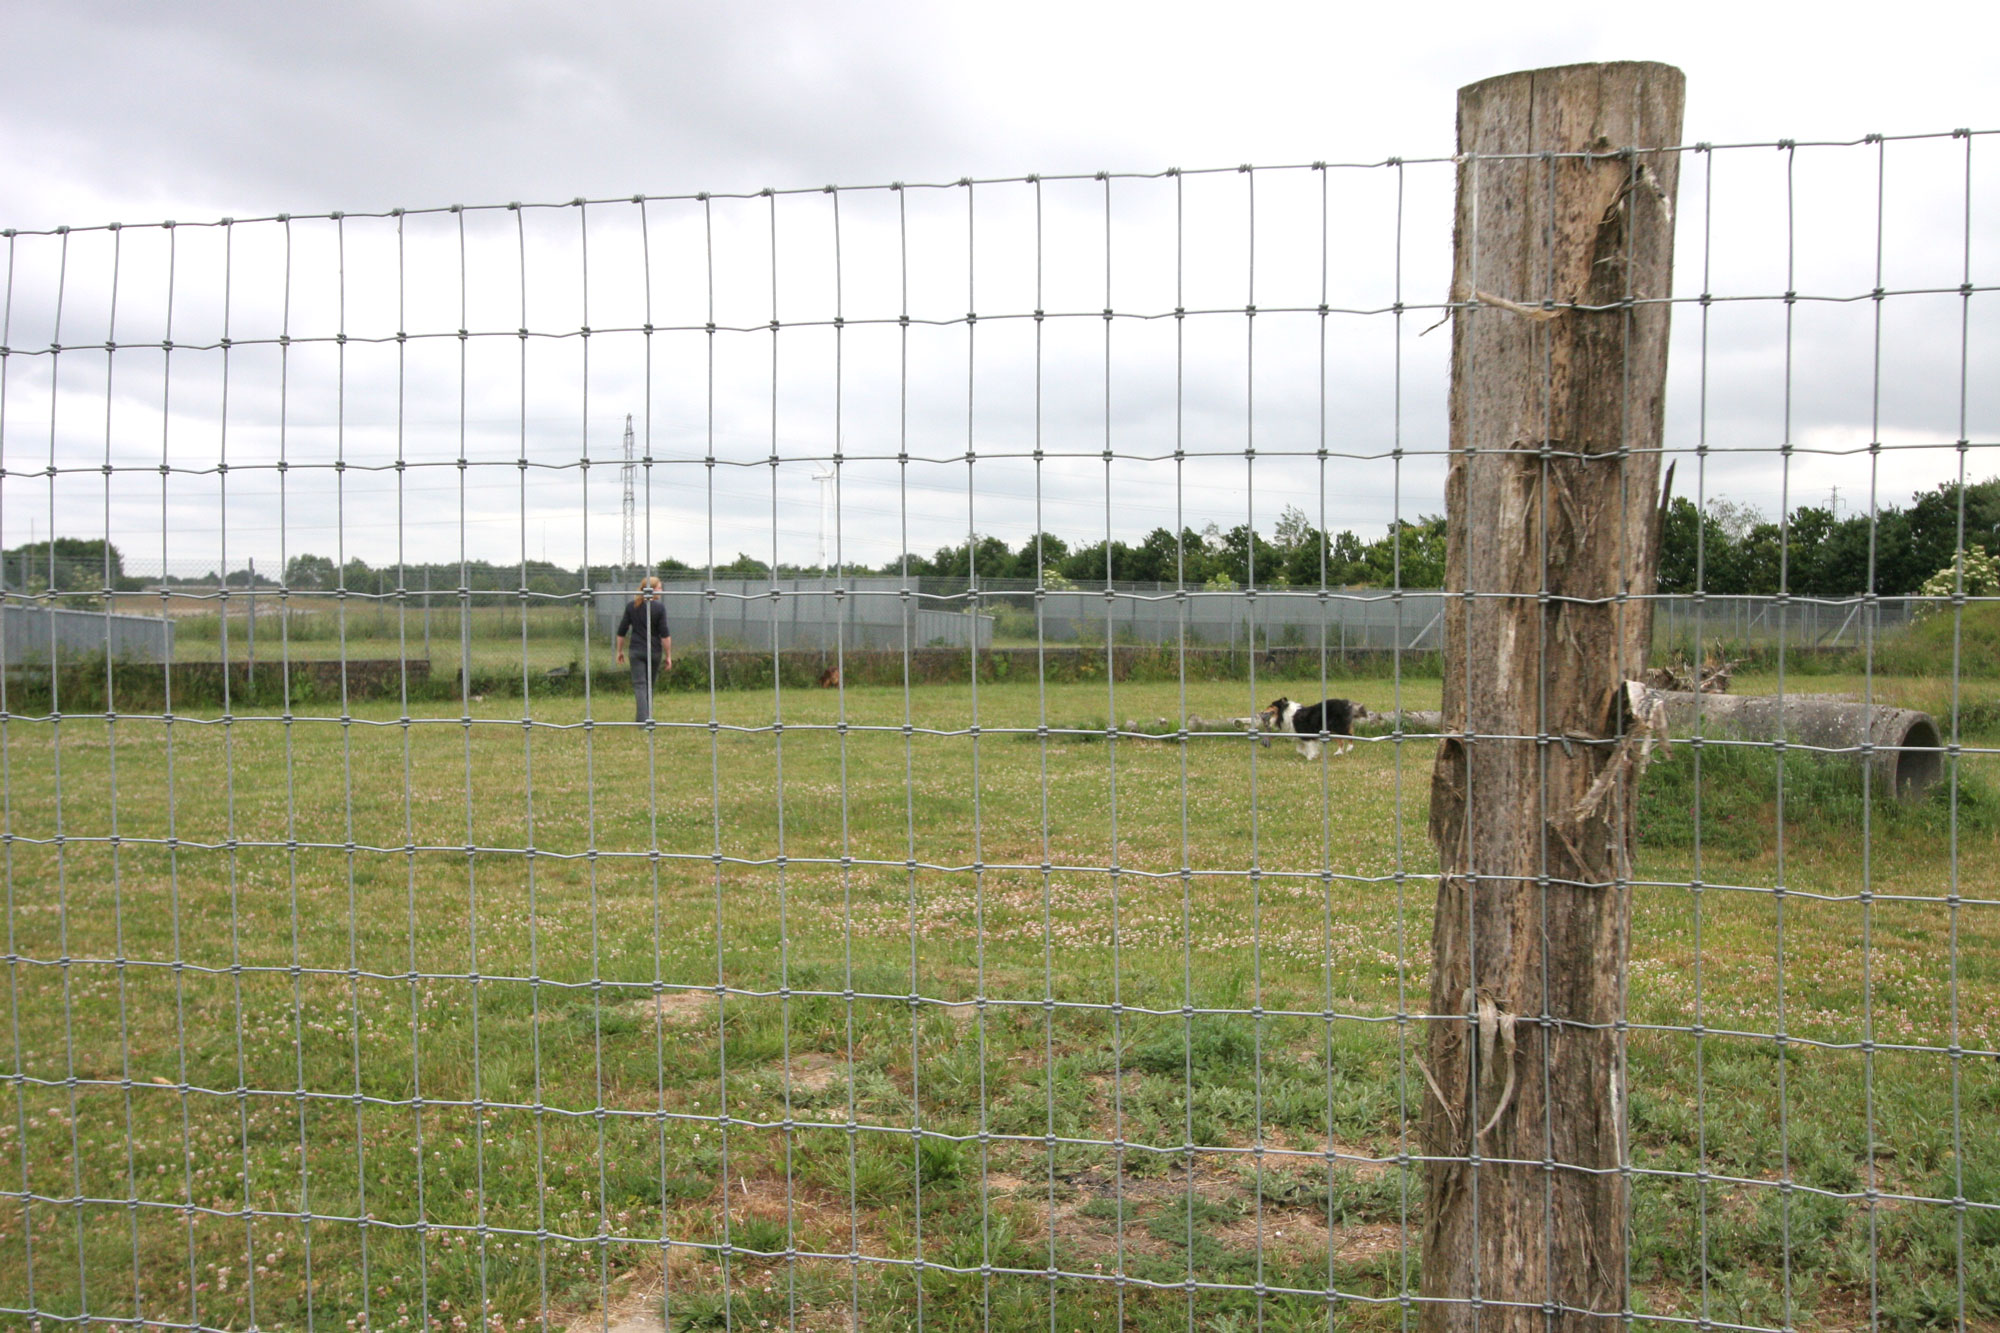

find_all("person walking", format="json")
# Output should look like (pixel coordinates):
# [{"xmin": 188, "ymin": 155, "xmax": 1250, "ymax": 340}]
[{"xmin": 614, "ymin": 575, "xmax": 673, "ymax": 723}]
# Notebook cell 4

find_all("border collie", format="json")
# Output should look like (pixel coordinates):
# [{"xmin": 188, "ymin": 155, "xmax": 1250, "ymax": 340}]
[{"xmin": 1261, "ymin": 696, "xmax": 1357, "ymax": 760}]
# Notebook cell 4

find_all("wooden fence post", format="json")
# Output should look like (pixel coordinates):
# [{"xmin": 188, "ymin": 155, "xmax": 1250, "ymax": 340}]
[{"xmin": 1421, "ymin": 62, "xmax": 1684, "ymax": 1331}]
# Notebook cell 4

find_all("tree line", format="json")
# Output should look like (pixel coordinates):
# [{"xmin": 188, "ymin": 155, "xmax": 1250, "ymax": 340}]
[
  {"xmin": 868, "ymin": 512, "xmax": 1449, "ymax": 589},
  {"xmin": 9, "ymin": 478, "xmax": 1994, "ymax": 599},
  {"xmin": 1654, "ymin": 480, "xmax": 2000, "ymax": 596},
  {"xmin": 881, "ymin": 478, "xmax": 1997, "ymax": 596}
]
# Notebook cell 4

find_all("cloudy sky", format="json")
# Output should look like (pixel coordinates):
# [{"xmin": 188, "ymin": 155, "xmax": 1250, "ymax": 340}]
[{"xmin": 1, "ymin": 1, "xmax": 1995, "ymax": 581}]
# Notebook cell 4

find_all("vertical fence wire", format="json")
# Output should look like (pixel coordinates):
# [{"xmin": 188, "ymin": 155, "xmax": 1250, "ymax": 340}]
[{"xmin": 1949, "ymin": 125, "xmax": 1975, "ymax": 1333}]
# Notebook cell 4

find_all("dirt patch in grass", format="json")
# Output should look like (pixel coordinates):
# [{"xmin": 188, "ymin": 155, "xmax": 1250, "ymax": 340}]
[
  {"xmin": 633, "ymin": 988, "xmax": 722, "ymax": 1026},
  {"xmin": 1797, "ymin": 1284, "xmax": 1878, "ymax": 1333},
  {"xmin": 1222, "ymin": 1208, "xmax": 1399, "ymax": 1256},
  {"xmin": 648, "ymin": 1172, "xmax": 894, "ymax": 1269},
  {"xmin": 1330, "ymin": 1222, "xmax": 1407, "ymax": 1265},
  {"xmin": 1208, "ymin": 1206, "xmax": 1327, "ymax": 1259},
  {"xmin": 565, "ymin": 1269, "xmax": 861, "ymax": 1333},
  {"xmin": 563, "ymin": 1291, "xmax": 667, "ymax": 1333},
  {"xmin": 1018, "ymin": 1163, "xmax": 1241, "ymax": 1265},
  {"xmin": 786, "ymin": 1050, "xmax": 847, "ymax": 1094},
  {"xmin": 1016, "ymin": 1160, "xmax": 1410, "ymax": 1276},
  {"xmin": 727, "ymin": 1171, "xmax": 876, "ymax": 1241},
  {"xmin": 1034, "ymin": 1180, "xmax": 1179, "ymax": 1264},
  {"xmin": 1208, "ymin": 1212, "xmax": 1407, "ymax": 1269},
  {"xmin": 1083, "ymin": 1067, "xmax": 1142, "ymax": 1092},
  {"xmin": 1635, "ymin": 1278, "xmax": 1878, "ymax": 1333}
]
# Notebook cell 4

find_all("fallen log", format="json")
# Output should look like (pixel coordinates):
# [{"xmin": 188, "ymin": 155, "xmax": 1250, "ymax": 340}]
[
  {"xmin": 1362, "ymin": 708, "xmax": 1444, "ymax": 734},
  {"xmin": 1122, "ymin": 715, "xmax": 1270, "ymax": 744},
  {"xmin": 1637, "ymin": 688, "xmax": 1942, "ymax": 801},
  {"xmin": 1373, "ymin": 694, "xmax": 1941, "ymax": 799}
]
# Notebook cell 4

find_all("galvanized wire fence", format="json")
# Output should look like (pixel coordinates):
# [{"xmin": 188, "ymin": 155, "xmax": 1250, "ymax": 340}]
[{"xmin": 0, "ymin": 121, "xmax": 1996, "ymax": 1333}]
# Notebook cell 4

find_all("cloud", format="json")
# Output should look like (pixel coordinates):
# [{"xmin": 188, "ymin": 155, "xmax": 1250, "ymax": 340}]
[{"xmin": 2, "ymin": 3, "xmax": 1995, "ymax": 578}]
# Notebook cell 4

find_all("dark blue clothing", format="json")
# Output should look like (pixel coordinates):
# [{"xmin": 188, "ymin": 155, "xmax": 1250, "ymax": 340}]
[
  {"xmin": 617, "ymin": 599, "xmax": 671, "ymax": 722},
  {"xmin": 630, "ymin": 653, "xmax": 658, "ymax": 723},
  {"xmin": 616, "ymin": 600, "xmax": 672, "ymax": 666}
]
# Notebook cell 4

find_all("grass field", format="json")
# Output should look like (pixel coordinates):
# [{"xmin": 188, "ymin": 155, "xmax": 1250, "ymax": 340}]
[
  {"xmin": 144, "ymin": 603, "xmax": 1395, "ymax": 678},
  {"xmin": 2, "ymin": 671, "xmax": 1997, "ymax": 1332}
]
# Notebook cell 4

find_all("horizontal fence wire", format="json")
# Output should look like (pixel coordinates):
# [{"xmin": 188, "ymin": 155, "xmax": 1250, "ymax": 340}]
[{"xmin": 0, "ymin": 130, "xmax": 1996, "ymax": 1333}]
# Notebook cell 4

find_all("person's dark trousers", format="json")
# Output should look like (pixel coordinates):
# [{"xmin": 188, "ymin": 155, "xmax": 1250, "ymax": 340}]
[{"xmin": 631, "ymin": 650, "xmax": 659, "ymax": 723}]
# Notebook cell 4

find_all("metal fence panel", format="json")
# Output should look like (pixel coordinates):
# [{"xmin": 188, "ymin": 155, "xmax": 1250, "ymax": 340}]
[
  {"xmin": 1, "ymin": 131, "xmax": 1994, "ymax": 1333},
  {"xmin": 595, "ymin": 580, "xmax": 996, "ymax": 651},
  {"xmin": 0, "ymin": 604, "xmax": 175, "ymax": 665}
]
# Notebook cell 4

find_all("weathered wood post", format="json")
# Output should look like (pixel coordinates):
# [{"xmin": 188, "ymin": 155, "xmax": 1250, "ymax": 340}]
[{"xmin": 1421, "ymin": 63, "xmax": 1683, "ymax": 1331}]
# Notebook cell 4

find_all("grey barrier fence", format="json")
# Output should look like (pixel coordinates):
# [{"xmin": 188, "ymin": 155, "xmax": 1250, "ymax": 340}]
[
  {"xmin": 594, "ymin": 578, "xmax": 995, "ymax": 652},
  {"xmin": 0, "ymin": 584, "xmax": 1950, "ymax": 669},
  {"xmin": 597, "ymin": 582, "xmax": 1923, "ymax": 654},
  {"xmin": 0, "ymin": 551, "xmax": 1948, "ymax": 653},
  {"xmin": 0, "ymin": 603, "xmax": 175, "ymax": 666},
  {"xmin": 1651, "ymin": 593, "xmax": 1922, "ymax": 648}
]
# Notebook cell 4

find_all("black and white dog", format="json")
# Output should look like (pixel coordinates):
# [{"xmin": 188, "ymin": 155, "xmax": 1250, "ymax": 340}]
[{"xmin": 1260, "ymin": 696, "xmax": 1357, "ymax": 760}]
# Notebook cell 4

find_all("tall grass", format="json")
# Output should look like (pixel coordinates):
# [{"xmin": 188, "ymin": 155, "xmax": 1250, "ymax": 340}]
[
  {"xmin": 1637, "ymin": 738, "xmax": 1998, "ymax": 860},
  {"xmin": 1656, "ymin": 602, "xmax": 2000, "ymax": 680},
  {"xmin": 1868, "ymin": 601, "xmax": 2000, "ymax": 677}
]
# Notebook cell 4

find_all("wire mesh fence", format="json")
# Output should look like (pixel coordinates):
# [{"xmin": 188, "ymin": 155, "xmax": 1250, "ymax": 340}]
[{"xmin": 1, "ymin": 88, "xmax": 1996, "ymax": 1333}]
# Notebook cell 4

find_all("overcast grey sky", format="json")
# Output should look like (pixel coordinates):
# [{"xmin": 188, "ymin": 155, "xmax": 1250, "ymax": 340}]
[{"xmin": 2, "ymin": 1, "xmax": 1995, "ymax": 578}]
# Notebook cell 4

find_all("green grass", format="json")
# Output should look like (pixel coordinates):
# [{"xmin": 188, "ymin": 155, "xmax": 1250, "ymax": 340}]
[
  {"xmin": 1, "ymin": 674, "xmax": 1996, "ymax": 1332},
  {"xmin": 1867, "ymin": 602, "xmax": 2000, "ymax": 679}
]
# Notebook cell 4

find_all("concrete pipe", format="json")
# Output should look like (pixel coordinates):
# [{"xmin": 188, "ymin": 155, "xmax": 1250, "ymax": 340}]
[{"xmin": 1644, "ymin": 689, "xmax": 1943, "ymax": 802}]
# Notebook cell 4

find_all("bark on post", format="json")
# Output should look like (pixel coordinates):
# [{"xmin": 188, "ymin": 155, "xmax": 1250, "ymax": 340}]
[{"xmin": 1421, "ymin": 63, "xmax": 1684, "ymax": 1331}]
